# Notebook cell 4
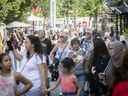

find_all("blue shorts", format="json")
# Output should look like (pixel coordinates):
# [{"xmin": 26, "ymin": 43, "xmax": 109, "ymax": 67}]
[{"xmin": 26, "ymin": 87, "xmax": 43, "ymax": 96}]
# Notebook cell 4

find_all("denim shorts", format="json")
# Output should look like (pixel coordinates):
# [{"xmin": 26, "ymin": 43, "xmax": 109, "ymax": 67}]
[
  {"xmin": 25, "ymin": 87, "xmax": 43, "ymax": 96},
  {"xmin": 76, "ymin": 73, "xmax": 89, "ymax": 96}
]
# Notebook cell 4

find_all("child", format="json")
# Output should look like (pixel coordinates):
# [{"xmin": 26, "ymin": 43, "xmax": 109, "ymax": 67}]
[
  {"xmin": 47, "ymin": 57, "xmax": 81, "ymax": 96},
  {"xmin": 0, "ymin": 53, "xmax": 32, "ymax": 96}
]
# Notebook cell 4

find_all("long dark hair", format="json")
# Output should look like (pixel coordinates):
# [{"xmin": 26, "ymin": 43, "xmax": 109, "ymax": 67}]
[
  {"xmin": 113, "ymin": 49, "xmax": 128, "ymax": 85},
  {"xmin": 0, "ymin": 53, "xmax": 9, "ymax": 69},
  {"xmin": 27, "ymin": 35, "xmax": 43, "ymax": 58},
  {"xmin": 92, "ymin": 38, "xmax": 111, "ymax": 74},
  {"xmin": 93, "ymin": 38, "xmax": 110, "ymax": 57},
  {"xmin": 71, "ymin": 38, "xmax": 80, "ymax": 47},
  {"xmin": 61, "ymin": 57, "xmax": 75, "ymax": 73},
  {"xmin": 42, "ymin": 38, "xmax": 53, "ymax": 55}
]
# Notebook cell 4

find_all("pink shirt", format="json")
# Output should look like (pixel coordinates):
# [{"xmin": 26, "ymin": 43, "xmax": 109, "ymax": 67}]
[
  {"xmin": 60, "ymin": 74, "xmax": 77, "ymax": 93},
  {"xmin": 0, "ymin": 72, "xmax": 16, "ymax": 96}
]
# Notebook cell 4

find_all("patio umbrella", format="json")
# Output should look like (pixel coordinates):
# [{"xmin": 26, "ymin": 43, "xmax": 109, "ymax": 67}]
[{"xmin": 7, "ymin": 21, "xmax": 31, "ymax": 28}]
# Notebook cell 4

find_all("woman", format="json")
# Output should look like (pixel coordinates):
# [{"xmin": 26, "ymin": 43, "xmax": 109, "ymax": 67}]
[
  {"xmin": 50, "ymin": 35, "xmax": 69, "ymax": 62},
  {"xmin": 109, "ymin": 41, "xmax": 125, "ymax": 68},
  {"xmin": 42, "ymin": 38, "xmax": 53, "ymax": 55},
  {"xmin": 105, "ymin": 41, "xmax": 126, "ymax": 95},
  {"xmin": 14, "ymin": 35, "xmax": 48, "ymax": 96},
  {"xmin": 112, "ymin": 49, "xmax": 128, "ymax": 96},
  {"xmin": 90, "ymin": 38, "xmax": 111, "ymax": 96},
  {"xmin": 50, "ymin": 35, "xmax": 70, "ymax": 81}
]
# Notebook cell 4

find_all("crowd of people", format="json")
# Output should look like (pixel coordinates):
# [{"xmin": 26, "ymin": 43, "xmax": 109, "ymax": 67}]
[{"xmin": 0, "ymin": 27, "xmax": 128, "ymax": 96}]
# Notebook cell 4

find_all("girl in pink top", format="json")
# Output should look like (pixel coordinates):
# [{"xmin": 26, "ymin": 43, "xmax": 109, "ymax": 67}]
[{"xmin": 47, "ymin": 57, "xmax": 81, "ymax": 96}]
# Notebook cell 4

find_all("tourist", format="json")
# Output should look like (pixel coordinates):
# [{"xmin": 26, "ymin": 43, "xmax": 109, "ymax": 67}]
[
  {"xmin": 13, "ymin": 35, "xmax": 48, "ymax": 96},
  {"xmin": 50, "ymin": 35, "xmax": 70, "ymax": 81},
  {"xmin": 0, "ymin": 53, "xmax": 32, "ymax": 96},
  {"xmin": 90, "ymin": 38, "xmax": 111, "ymax": 96},
  {"xmin": 81, "ymin": 28, "xmax": 93, "ymax": 57},
  {"xmin": 47, "ymin": 58, "xmax": 81, "ymax": 96},
  {"xmin": 69, "ymin": 38, "xmax": 89, "ymax": 96}
]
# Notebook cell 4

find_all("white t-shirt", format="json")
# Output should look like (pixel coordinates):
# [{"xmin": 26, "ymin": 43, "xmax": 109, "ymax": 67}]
[{"xmin": 18, "ymin": 51, "xmax": 46, "ymax": 90}]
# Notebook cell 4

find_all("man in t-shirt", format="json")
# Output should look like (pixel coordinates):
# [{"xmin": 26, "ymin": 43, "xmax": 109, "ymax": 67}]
[{"xmin": 81, "ymin": 28, "xmax": 93, "ymax": 57}]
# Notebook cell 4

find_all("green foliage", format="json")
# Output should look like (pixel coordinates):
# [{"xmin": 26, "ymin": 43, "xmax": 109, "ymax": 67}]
[
  {"xmin": 0, "ymin": 0, "xmax": 49, "ymax": 24},
  {"xmin": 39, "ymin": 0, "xmax": 49, "ymax": 17},
  {"xmin": 56, "ymin": 0, "xmax": 105, "ymax": 17},
  {"xmin": 0, "ymin": 0, "xmax": 106, "ymax": 23},
  {"xmin": 61, "ymin": 0, "xmax": 75, "ymax": 16},
  {"xmin": 79, "ymin": 0, "xmax": 104, "ymax": 16},
  {"xmin": 0, "ymin": 0, "xmax": 32, "ymax": 24},
  {"xmin": 56, "ymin": 0, "xmax": 62, "ymax": 17}
]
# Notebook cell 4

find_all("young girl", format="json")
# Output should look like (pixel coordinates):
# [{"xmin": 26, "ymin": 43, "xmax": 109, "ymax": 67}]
[
  {"xmin": 0, "ymin": 53, "xmax": 32, "ymax": 96},
  {"xmin": 47, "ymin": 57, "xmax": 81, "ymax": 96}
]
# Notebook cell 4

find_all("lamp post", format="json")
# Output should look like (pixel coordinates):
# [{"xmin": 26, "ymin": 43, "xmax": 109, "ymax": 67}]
[{"xmin": 50, "ymin": 0, "xmax": 56, "ymax": 31}]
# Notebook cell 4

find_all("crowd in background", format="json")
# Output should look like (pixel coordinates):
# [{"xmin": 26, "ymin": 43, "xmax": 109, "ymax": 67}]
[{"xmin": 0, "ymin": 27, "xmax": 128, "ymax": 96}]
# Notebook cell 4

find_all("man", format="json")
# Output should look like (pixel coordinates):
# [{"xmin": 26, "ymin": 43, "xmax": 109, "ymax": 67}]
[
  {"xmin": 69, "ymin": 38, "xmax": 89, "ymax": 96},
  {"xmin": 80, "ymin": 28, "xmax": 94, "ymax": 75},
  {"xmin": 81, "ymin": 28, "xmax": 93, "ymax": 57}
]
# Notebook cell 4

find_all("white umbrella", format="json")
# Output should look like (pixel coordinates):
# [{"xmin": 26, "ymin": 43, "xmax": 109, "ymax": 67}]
[
  {"xmin": 7, "ymin": 21, "xmax": 31, "ymax": 28},
  {"xmin": 27, "ymin": 15, "xmax": 44, "ymax": 21}
]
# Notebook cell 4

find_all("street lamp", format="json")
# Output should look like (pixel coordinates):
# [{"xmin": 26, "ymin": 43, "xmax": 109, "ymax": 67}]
[{"xmin": 50, "ymin": 0, "xmax": 56, "ymax": 31}]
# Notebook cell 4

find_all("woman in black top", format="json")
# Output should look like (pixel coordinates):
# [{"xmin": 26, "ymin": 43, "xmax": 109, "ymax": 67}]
[{"xmin": 90, "ymin": 37, "xmax": 111, "ymax": 96}]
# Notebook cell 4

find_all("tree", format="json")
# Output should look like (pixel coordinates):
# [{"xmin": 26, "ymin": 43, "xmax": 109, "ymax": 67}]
[
  {"xmin": 39, "ymin": 0, "xmax": 49, "ymax": 30},
  {"xmin": 60, "ymin": 0, "xmax": 76, "ymax": 25},
  {"xmin": 0, "ymin": 0, "xmax": 48, "ymax": 24},
  {"xmin": 56, "ymin": 0, "xmax": 62, "ymax": 17},
  {"xmin": 79, "ymin": 0, "xmax": 105, "ymax": 30},
  {"xmin": 0, "ymin": 0, "xmax": 33, "ymax": 24},
  {"xmin": 32, "ymin": 0, "xmax": 49, "ymax": 17}
]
